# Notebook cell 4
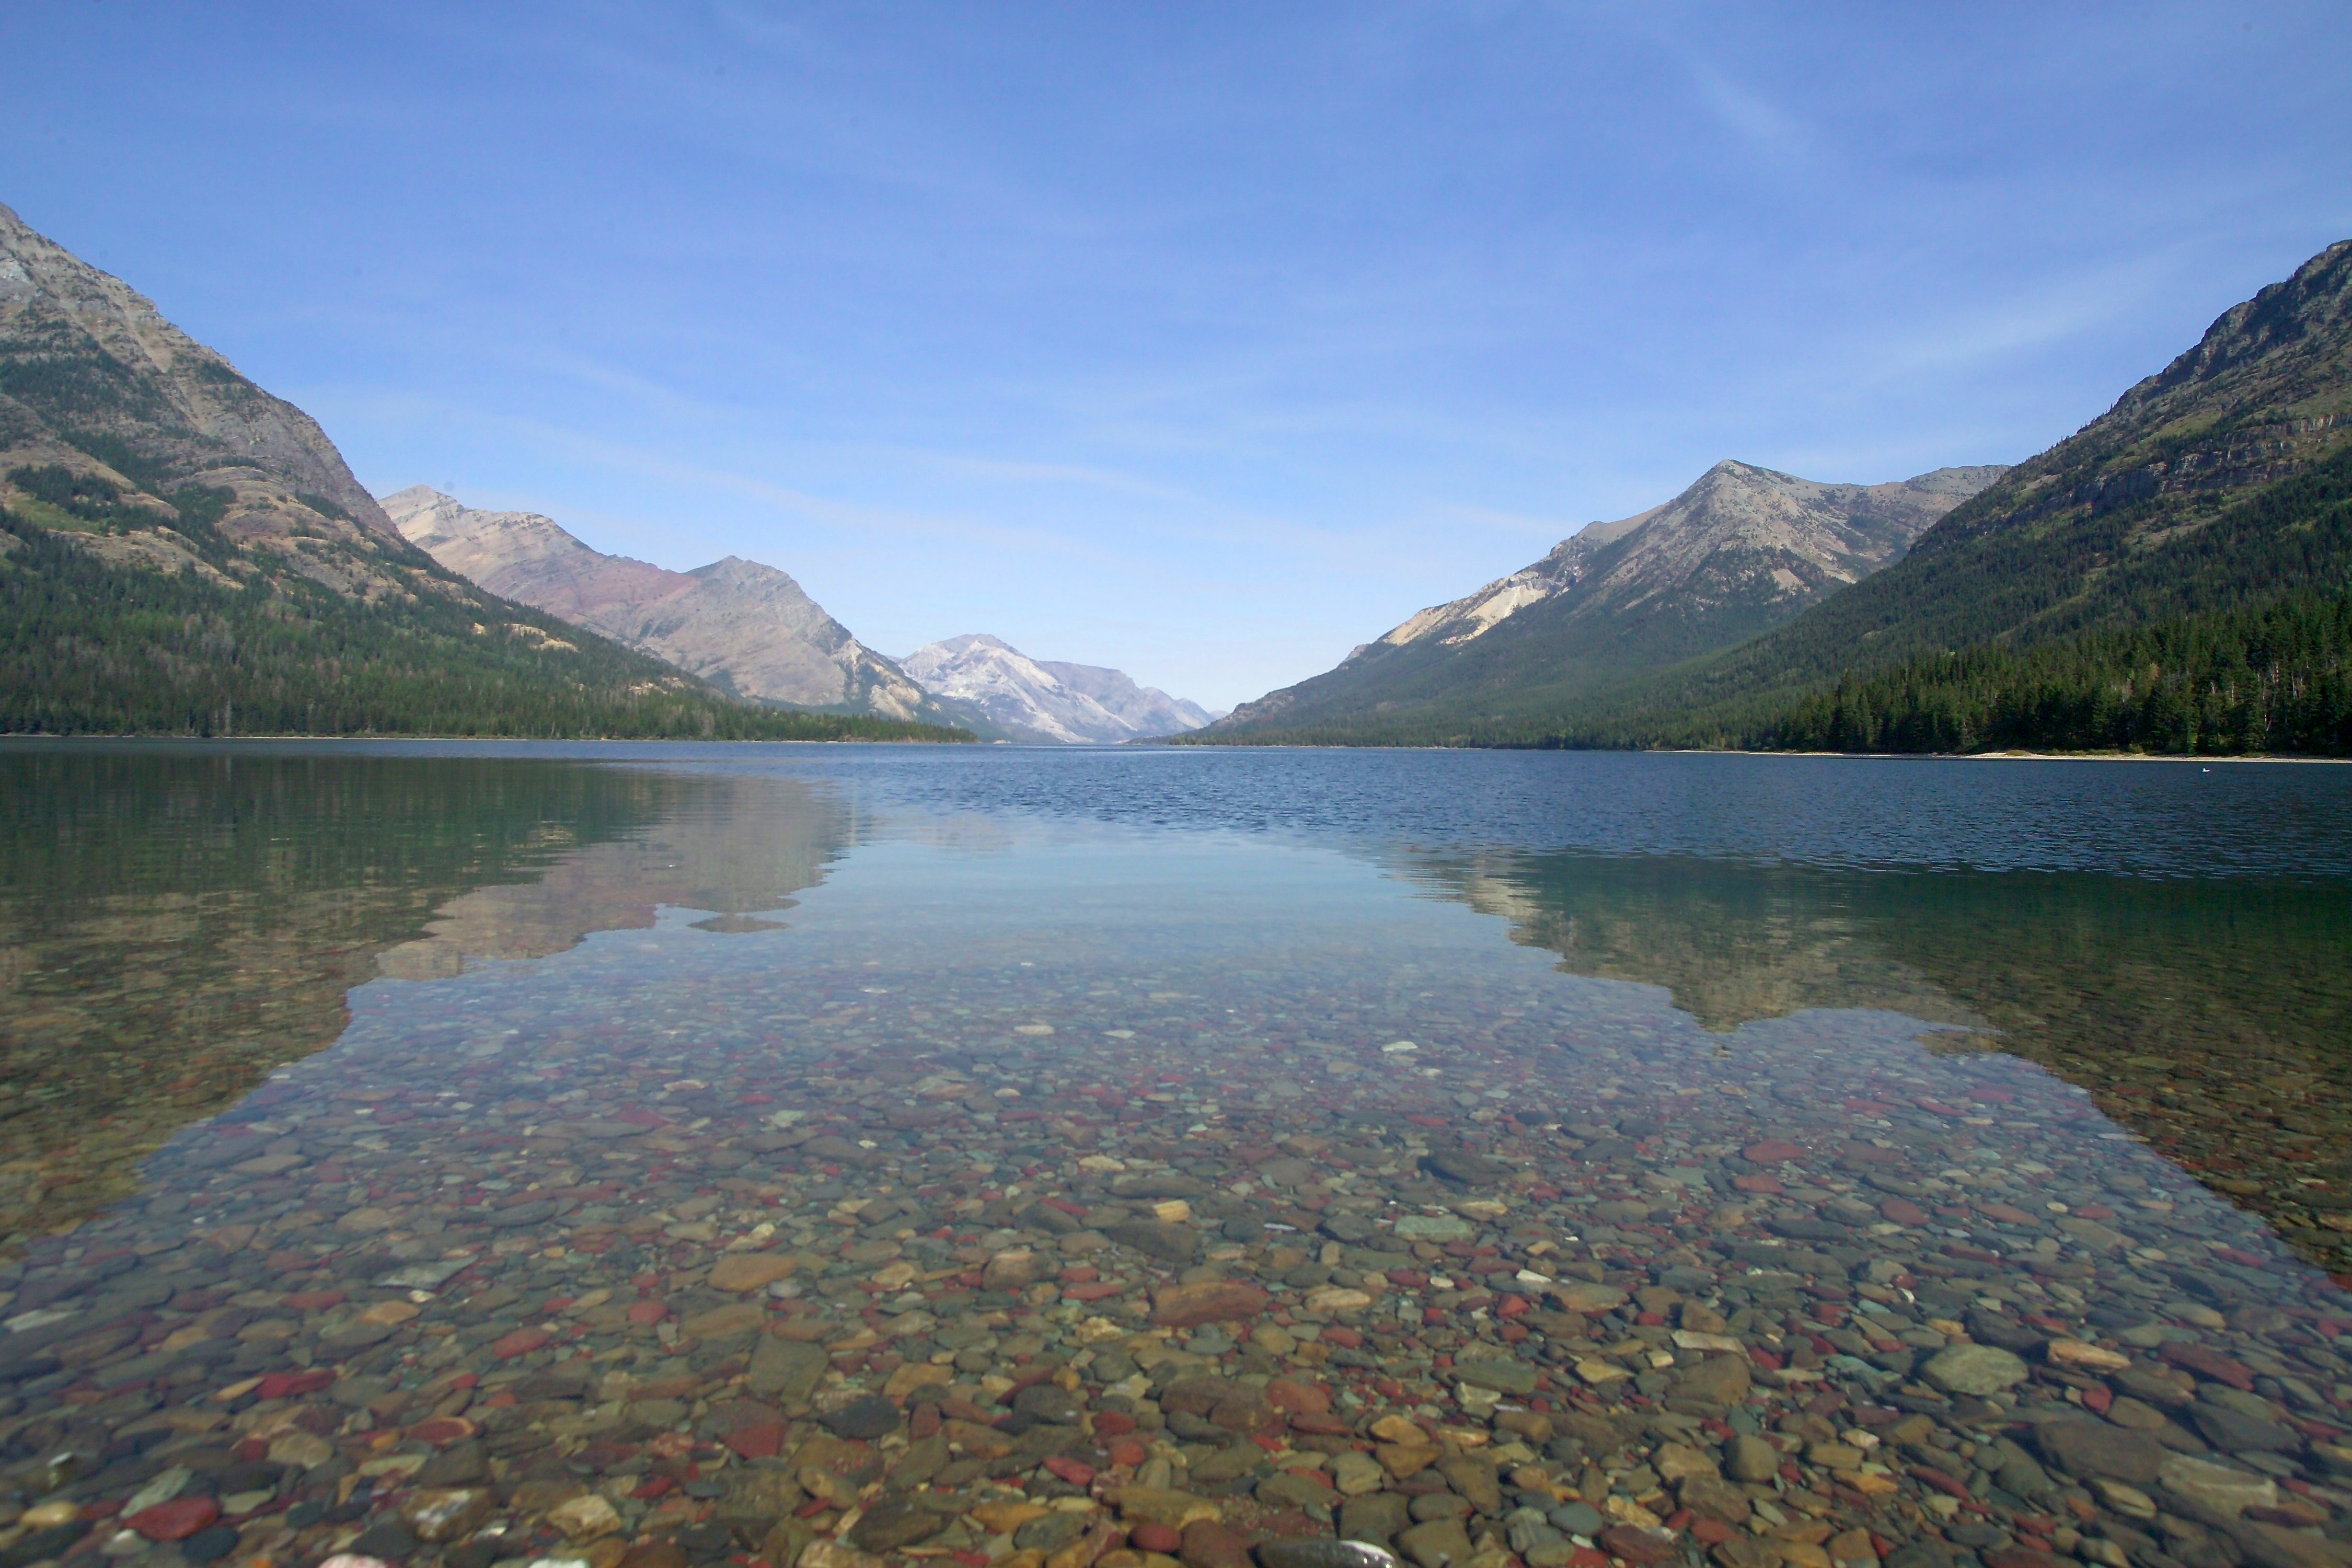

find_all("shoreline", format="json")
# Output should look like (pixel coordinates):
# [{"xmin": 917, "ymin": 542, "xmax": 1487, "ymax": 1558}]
[{"xmin": 4, "ymin": 733, "xmax": 2347, "ymax": 763}]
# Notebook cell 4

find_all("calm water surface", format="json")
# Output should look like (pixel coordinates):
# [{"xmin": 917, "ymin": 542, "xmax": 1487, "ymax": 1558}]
[{"xmin": 1, "ymin": 742, "xmax": 2347, "ymax": 1568}]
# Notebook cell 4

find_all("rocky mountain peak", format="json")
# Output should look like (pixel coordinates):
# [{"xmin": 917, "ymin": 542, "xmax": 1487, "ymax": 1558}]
[
  {"xmin": 0, "ymin": 203, "xmax": 397, "ymax": 549},
  {"xmin": 900, "ymin": 635, "xmax": 1212, "ymax": 744},
  {"xmin": 382, "ymin": 488, "xmax": 936, "ymax": 720}
]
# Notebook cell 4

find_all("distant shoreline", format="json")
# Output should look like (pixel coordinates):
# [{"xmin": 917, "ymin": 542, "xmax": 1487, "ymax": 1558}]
[
  {"xmin": 5, "ymin": 733, "xmax": 2346, "ymax": 762},
  {"xmin": 1707, "ymin": 747, "xmax": 2352, "ymax": 765},
  {"xmin": 1169, "ymin": 736, "xmax": 2352, "ymax": 763}
]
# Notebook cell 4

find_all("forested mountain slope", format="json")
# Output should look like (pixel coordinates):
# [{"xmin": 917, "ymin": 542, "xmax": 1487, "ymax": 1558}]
[
  {"xmin": 1202, "ymin": 462, "xmax": 2000, "ymax": 740},
  {"xmin": 0, "ymin": 203, "xmax": 965, "ymax": 741}
]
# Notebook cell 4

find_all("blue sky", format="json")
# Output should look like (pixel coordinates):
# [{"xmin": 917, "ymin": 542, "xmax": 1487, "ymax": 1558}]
[{"xmin": 5, "ymin": 4, "xmax": 2348, "ymax": 709}]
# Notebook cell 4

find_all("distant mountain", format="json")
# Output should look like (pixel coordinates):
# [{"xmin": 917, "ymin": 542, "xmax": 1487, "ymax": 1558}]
[
  {"xmin": 900, "ymin": 634, "xmax": 1214, "ymax": 743},
  {"xmin": 1207, "ymin": 460, "xmax": 2002, "ymax": 739},
  {"xmin": 383, "ymin": 487, "xmax": 946, "ymax": 722},
  {"xmin": 0, "ymin": 204, "xmax": 947, "ymax": 741}
]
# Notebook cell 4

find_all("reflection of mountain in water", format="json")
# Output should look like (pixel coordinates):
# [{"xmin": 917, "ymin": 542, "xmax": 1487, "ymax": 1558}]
[
  {"xmin": 1434, "ymin": 853, "xmax": 1987, "ymax": 1034},
  {"xmin": 377, "ymin": 772, "xmax": 847, "ymax": 978},
  {"xmin": 0, "ymin": 750, "xmax": 849, "ymax": 1248},
  {"xmin": 1413, "ymin": 850, "xmax": 2352, "ymax": 1267}
]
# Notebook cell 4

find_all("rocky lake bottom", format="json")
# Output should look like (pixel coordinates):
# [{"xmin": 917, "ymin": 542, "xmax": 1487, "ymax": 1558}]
[{"xmin": 2, "ymin": 746, "xmax": 2348, "ymax": 1568}]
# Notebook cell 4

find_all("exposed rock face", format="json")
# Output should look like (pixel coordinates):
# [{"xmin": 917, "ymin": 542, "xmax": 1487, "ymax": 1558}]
[
  {"xmin": 1377, "ymin": 462, "xmax": 2006, "ymax": 655},
  {"xmin": 0, "ymin": 201, "xmax": 410, "ymax": 589},
  {"xmin": 1213, "ymin": 460, "xmax": 2003, "ymax": 736},
  {"xmin": 1036, "ymin": 658, "xmax": 1217, "ymax": 737},
  {"xmin": 384, "ymin": 488, "xmax": 931, "ymax": 718},
  {"xmin": 900, "ymin": 634, "xmax": 1213, "ymax": 744}
]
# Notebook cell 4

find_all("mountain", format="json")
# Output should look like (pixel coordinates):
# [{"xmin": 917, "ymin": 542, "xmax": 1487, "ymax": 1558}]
[
  {"xmin": 383, "ymin": 487, "xmax": 943, "ymax": 721},
  {"xmin": 1536, "ymin": 237, "xmax": 2352, "ymax": 754},
  {"xmin": 1207, "ymin": 459, "xmax": 2003, "ymax": 739},
  {"xmin": 0, "ymin": 202, "xmax": 963, "ymax": 742},
  {"xmin": 899, "ymin": 634, "xmax": 1214, "ymax": 743}
]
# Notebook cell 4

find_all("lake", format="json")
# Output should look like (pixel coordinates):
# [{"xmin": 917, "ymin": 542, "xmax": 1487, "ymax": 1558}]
[{"xmin": 1, "ymin": 742, "xmax": 2348, "ymax": 1568}]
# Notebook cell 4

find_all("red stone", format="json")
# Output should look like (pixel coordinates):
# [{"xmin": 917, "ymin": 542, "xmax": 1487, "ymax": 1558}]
[
  {"xmin": 1130, "ymin": 1523, "xmax": 1183, "ymax": 1555},
  {"xmin": 1290, "ymin": 1412, "xmax": 1354, "ymax": 1435},
  {"xmin": 1497, "ymin": 1295, "xmax": 1532, "ymax": 1320},
  {"xmin": 2082, "ymin": 1385, "xmax": 2113, "ymax": 1414},
  {"xmin": 1109, "ymin": 1439, "xmax": 1149, "ymax": 1467},
  {"xmin": 282, "ymin": 1291, "xmax": 346, "ymax": 1312},
  {"xmin": 1690, "ymin": 1519, "xmax": 1733, "ymax": 1545},
  {"xmin": 1044, "ymin": 1455, "xmax": 1097, "ymax": 1486},
  {"xmin": 1880, "ymin": 1198, "xmax": 1930, "ymax": 1227},
  {"xmin": 724, "ymin": 1422, "xmax": 787, "ymax": 1460},
  {"xmin": 1267, "ymin": 1379, "xmax": 1331, "ymax": 1415},
  {"xmin": 2073, "ymin": 1204, "xmax": 2116, "ymax": 1220},
  {"xmin": 124, "ymin": 1498, "xmax": 221, "ymax": 1542},
  {"xmin": 408, "ymin": 1416, "xmax": 477, "ymax": 1445},
  {"xmin": 255, "ymin": 1369, "xmax": 335, "ymax": 1400},
  {"xmin": 1321, "ymin": 1325, "xmax": 1363, "ymax": 1348},
  {"xmin": 627, "ymin": 1300, "xmax": 669, "ymax": 1324},
  {"xmin": 1913, "ymin": 1467, "xmax": 1972, "ymax": 1501},
  {"xmin": 1094, "ymin": 1411, "xmax": 1137, "ymax": 1436},
  {"xmin": 1743, "ymin": 1140, "xmax": 1805, "ymax": 1164},
  {"xmin": 1979, "ymin": 1203, "xmax": 2042, "ymax": 1226},
  {"xmin": 1598, "ymin": 1524, "xmax": 1679, "ymax": 1565},
  {"xmin": 1064, "ymin": 1283, "xmax": 1124, "ymax": 1302},
  {"xmin": 2161, "ymin": 1342, "xmax": 2255, "ymax": 1390},
  {"xmin": 492, "ymin": 1327, "xmax": 552, "ymax": 1358},
  {"xmin": 1732, "ymin": 1174, "xmax": 1784, "ymax": 1195}
]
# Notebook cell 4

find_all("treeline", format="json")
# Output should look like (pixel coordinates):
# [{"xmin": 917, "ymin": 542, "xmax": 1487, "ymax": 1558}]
[
  {"xmin": 1757, "ymin": 590, "xmax": 2352, "ymax": 756},
  {"xmin": 0, "ymin": 510, "xmax": 972, "ymax": 743}
]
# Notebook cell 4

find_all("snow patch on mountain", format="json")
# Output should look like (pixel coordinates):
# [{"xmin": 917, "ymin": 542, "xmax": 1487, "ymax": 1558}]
[{"xmin": 900, "ymin": 635, "xmax": 1213, "ymax": 744}]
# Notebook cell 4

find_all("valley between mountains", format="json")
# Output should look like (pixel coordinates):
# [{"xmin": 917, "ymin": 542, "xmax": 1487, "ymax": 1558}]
[{"xmin": 2, "ymin": 193, "xmax": 2346, "ymax": 756}]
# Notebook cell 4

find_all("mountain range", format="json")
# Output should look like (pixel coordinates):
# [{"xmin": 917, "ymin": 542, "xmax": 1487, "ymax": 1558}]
[
  {"xmin": 900, "ymin": 633, "xmax": 1216, "ymax": 744},
  {"xmin": 386, "ymin": 489, "xmax": 1216, "ymax": 741},
  {"xmin": 1197, "ymin": 236, "xmax": 2352, "ymax": 755},
  {"xmin": 5, "ymin": 191, "xmax": 2345, "ymax": 756},
  {"xmin": 383, "ymin": 488, "xmax": 943, "ymax": 721},
  {"xmin": 1213, "ymin": 460, "xmax": 2003, "ymax": 736},
  {"xmin": 0, "ymin": 203, "xmax": 963, "ymax": 742}
]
